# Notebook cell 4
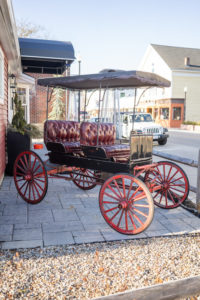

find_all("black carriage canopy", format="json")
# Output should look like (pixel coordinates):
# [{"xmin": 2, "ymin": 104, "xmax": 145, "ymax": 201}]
[{"xmin": 37, "ymin": 70, "xmax": 170, "ymax": 90}]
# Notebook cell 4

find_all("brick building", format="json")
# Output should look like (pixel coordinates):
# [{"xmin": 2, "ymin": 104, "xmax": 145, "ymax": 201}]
[{"xmin": 18, "ymin": 38, "xmax": 75, "ymax": 124}]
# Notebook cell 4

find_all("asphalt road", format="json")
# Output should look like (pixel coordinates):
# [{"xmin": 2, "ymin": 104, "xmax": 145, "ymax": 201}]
[
  {"xmin": 153, "ymin": 129, "xmax": 200, "ymax": 188},
  {"xmin": 154, "ymin": 129, "xmax": 200, "ymax": 161}
]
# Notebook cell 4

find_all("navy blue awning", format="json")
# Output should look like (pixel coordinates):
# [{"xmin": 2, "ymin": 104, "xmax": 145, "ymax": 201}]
[{"xmin": 19, "ymin": 38, "xmax": 75, "ymax": 74}]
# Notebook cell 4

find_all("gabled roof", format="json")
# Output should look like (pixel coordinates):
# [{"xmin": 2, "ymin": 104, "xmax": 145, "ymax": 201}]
[{"xmin": 151, "ymin": 44, "xmax": 200, "ymax": 70}]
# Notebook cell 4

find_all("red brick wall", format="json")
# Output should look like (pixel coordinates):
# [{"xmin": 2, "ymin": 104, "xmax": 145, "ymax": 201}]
[
  {"xmin": 0, "ymin": 45, "xmax": 8, "ymax": 182},
  {"xmin": 27, "ymin": 73, "xmax": 67, "ymax": 124},
  {"xmin": 26, "ymin": 73, "xmax": 52, "ymax": 124}
]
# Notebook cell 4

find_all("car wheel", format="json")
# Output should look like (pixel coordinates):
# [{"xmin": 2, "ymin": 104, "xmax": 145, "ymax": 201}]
[{"xmin": 158, "ymin": 138, "xmax": 167, "ymax": 145}]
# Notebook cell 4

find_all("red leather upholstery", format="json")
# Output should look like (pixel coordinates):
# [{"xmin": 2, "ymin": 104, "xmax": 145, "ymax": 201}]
[
  {"xmin": 44, "ymin": 120, "xmax": 81, "ymax": 153},
  {"xmin": 80, "ymin": 122, "xmax": 116, "ymax": 146},
  {"xmin": 80, "ymin": 122, "xmax": 130, "ymax": 162}
]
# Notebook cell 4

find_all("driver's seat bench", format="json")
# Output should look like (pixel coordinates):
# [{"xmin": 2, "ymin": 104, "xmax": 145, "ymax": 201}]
[{"xmin": 80, "ymin": 122, "xmax": 130, "ymax": 162}]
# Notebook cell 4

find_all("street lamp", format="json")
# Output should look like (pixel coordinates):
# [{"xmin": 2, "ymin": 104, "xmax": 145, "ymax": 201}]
[
  {"xmin": 184, "ymin": 86, "xmax": 187, "ymax": 121},
  {"xmin": 77, "ymin": 53, "xmax": 81, "ymax": 122}
]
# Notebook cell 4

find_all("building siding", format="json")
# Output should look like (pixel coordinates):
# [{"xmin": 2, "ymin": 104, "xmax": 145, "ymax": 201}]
[
  {"xmin": 0, "ymin": 44, "xmax": 8, "ymax": 183},
  {"xmin": 172, "ymin": 73, "xmax": 200, "ymax": 122}
]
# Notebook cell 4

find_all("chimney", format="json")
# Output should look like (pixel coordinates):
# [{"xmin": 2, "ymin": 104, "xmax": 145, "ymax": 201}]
[{"xmin": 184, "ymin": 57, "xmax": 190, "ymax": 66}]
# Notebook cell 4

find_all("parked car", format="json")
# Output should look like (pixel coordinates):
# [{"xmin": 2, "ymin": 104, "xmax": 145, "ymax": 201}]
[{"xmin": 121, "ymin": 112, "xmax": 169, "ymax": 145}]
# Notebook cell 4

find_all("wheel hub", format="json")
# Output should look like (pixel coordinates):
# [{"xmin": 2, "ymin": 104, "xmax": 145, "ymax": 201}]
[
  {"xmin": 24, "ymin": 174, "xmax": 32, "ymax": 181},
  {"xmin": 118, "ymin": 200, "xmax": 128, "ymax": 209},
  {"xmin": 162, "ymin": 181, "xmax": 169, "ymax": 190}
]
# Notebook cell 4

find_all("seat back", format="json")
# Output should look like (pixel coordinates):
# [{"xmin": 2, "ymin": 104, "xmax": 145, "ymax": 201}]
[
  {"xmin": 80, "ymin": 122, "xmax": 116, "ymax": 146},
  {"xmin": 44, "ymin": 120, "xmax": 80, "ymax": 146}
]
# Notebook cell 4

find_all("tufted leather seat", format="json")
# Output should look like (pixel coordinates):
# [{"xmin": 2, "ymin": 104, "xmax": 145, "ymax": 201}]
[
  {"xmin": 44, "ymin": 120, "xmax": 81, "ymax": 153},
  {"xmin": 80, "ymin": 122, "xmax": 130, "ymax": 162}
]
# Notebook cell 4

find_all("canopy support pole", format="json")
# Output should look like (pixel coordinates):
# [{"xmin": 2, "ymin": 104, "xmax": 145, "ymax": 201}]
[
  {"xmin": 84, "ymin": 90, "xmax": 87, "ymax": 121},
  {"xmin": 97, "ymin": 84, "xmax": 102, "ymax": 146},
  {"xmin": 132, "ymin": 88, "xmax": 137, "ymax": 131}
]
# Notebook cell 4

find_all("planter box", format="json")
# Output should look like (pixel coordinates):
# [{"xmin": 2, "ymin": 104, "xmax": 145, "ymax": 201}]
[
  {"xmin": 194, "ymin": 125, "xmax": 200, "ymax": 132},
  {"xmin": 181, "ymin": 124, "xmax": 200, "ymax": 132},
  {"xmin": 180, "ymin": 124, "xmax": 194, "ymax": 131},
  {"xmin": 6, "ymin": 131, "xmax": 31, "ymax": 176}
]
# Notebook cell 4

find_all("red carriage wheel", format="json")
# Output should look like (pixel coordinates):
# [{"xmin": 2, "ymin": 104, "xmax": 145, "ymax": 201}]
[
  {"xmin": 14, "ymin": 151, "xmax": 48, "ymax": 204},
  {"xmin": 144, "ymin": 161, "xmax": 189, "ymax": 209},
  {"xmin": 70, "ymin": 168, "xmax": 98, "ymax": 190},
  {"xmin": 99, "ymin": 174, "xmax": 154, "ymax": 235}
]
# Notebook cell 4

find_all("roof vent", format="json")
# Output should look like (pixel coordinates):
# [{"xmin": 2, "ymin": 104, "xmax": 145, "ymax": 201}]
[{"xmin": 184, "ymin": 57, "xmax": 190, "ymax": 66}]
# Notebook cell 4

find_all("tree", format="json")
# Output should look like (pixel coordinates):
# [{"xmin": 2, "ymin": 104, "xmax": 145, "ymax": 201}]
[
  {"xmin": 16, "ymin": 19, "xmax": 49, "ymax": 38},
  {"xmin": 48, "ymin": 87, "xmax": 65, "ymax": 120},
  {"xmin": 12, "ymin": 93, "xmax": 27, "ymax": 134}
]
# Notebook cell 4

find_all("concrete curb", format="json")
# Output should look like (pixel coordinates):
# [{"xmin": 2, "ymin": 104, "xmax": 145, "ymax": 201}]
[
  {"xmin": 93, "ymin": 275, "xmax": 200, "ymax": 300},
  {"xmin": 153, "ymin": 149, "xmax": 198, "ymax": 167}
]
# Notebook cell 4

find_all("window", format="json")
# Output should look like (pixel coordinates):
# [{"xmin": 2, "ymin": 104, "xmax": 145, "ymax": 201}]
[
  {"xmin": 17, "ymin": 87, "xmax": 28, "ymax": 121},
  {"xmin": 172, "ymin": 107, "xmax": 181, "ymax": 120},
  {"xmin": 160, "ymin": 108, "xmax": 169, "ymax": 120},
  {"xmin": 0, "ymin": 48, "xmax": 4, "ymax": 104}
]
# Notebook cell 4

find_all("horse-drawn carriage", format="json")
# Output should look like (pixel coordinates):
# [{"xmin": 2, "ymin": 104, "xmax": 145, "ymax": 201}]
[{"xmin": 13, "ymin": 70, "xmax": 189, "ymax": 235}]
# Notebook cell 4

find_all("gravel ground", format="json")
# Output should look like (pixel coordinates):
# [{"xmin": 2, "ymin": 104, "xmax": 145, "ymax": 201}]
[{"xmin": 1, "ymin": 235, "xmax": 200, "ymax": 300}]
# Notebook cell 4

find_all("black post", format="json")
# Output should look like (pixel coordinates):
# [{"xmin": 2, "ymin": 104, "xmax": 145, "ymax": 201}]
[
  {"xmin": 78, "ymin": 60, "xmax": 81, "ymax": 122},
  {"xmin": 46, "ymin": 86, "xmax": 49, "ymax": 120}
]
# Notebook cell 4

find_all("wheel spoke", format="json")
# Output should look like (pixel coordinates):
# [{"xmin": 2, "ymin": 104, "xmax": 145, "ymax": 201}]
[
  {"xmin": 16, "ymin": 163, "xmax": 26, "ymax": 174},
  {"xmin": 19, "ymin": 158, "xmax": 27, "ymax": 172},
  {"xmin": 128, "ymin": 186, "xmax": 141, "ymax": 202},
  {"xmin": 32, "ymin": 181, "xmax": 41, "ymax": 198},
  {"xmin": 33, "ymin": 163, "xmax": 41, "ymax": 175},
  {"xmin": 24, "ymin": 154, "xmax": 29, "ymax": 169},
  {"xmin": 163, "ymin": 164, "xmax": 166, "ymax": 180},
  {"xmin": 113, "ymin": 179, "xmax": 123, "ymax": 198},
  {"xmin": 127, "ymin": 180, "xmax": 134, "ymax": 200},
  {"xmin": 159, "ymin": 191, "xmax": 164, "ymax": 204},
  {"xmin": 117, "ymin": 209, "xmax": 124, "ymax": 228},
  {"xmin": 132, "ymin": 208, "xmax": 148, "ymax": 218},
  {"xmin": 31, "ymin": 183, "xmax": 36, "ymax": 202},
  {"xmin": 165, "ymin": 191, "xmax": 168, "ymax": 207},
  {"xmin": 169, "ymin": 186, "xmax": 184, "ymax": 194},
  {"xmin": 104, "ymin": 192, "xmax": 120, "ymax": 202},
  {"xmin": 122, "ymin": 178, "xmax": 126, "ymax": 198},
  {"xmin": 170, "ymin": 176, "xmax": 184, "ymax": 184},
  {"xmin": 166, "ymin": 165, "xmax": 172, "ymax": 181},
  {"xmin": 168, "ymin": 169, "xmax": 179, "ymax": 183},
  {"xmin": 125, "ymin": 211, "xmax": 128, "ymax": 231},
  {"xmin": 134, "ymin": 204, "xmax": 149, "ymax": 208},
  {"xmin": 104, "ymin": 206, "xmax": 118, "ymax": 213},
  {"xmin": 107, "ymin": 184, "xmax": 121, "ymax": 200},
  {"xmin": 128, "ymin": 211, "xmax": 137, "ymax": 230},
  {"xmin": 132, "ymin": 192, "xmax": 146, "ymax": 202},
  {"xmin": 110, "ymin": 209, "xmax": 120, "ymax": 221},
  {"xmin": 18, "ymin": 179, "xmax": 28, "ymax": 191},
  {"xmin": 103, "ymin": 200, "xmax": 119, "ymax": 204},
  {"xmin": 167, "ymin": 190, "xmax": 176, "ymax": 204},
  {"xmin": 130, "ymin": 209, "xmax": 143, "ymax": 225},
  {"xmin": 34, "ymin": 180, "xmax": 44, "ymax": 192}
]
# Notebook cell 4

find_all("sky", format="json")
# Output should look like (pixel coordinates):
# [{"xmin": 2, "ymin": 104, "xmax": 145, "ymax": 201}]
[{"xmin": 13, "ymin": 0, "xmax": 200, "ymax": 75}]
